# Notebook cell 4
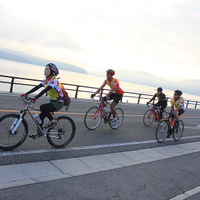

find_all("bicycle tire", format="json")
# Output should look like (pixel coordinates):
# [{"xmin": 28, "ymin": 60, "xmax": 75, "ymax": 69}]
[
  {"xmin": 47, "ymin": 116, "xmax": 75, "ymax": 148},
  {"xmin": 173, "ymin": 120, "xmax": 184, "ymax": 141},
  {"xmin": 156, "ymin": 119, "xmax": 169, "ymax": 143},
  {"xmin": 143, "ymin": 109, "xmax": 154, "ymax": 127},
  {"xmin": 84, "ymin": 106, "xmax": 102, "ymax": 130},
  {"xmin": 0, "ymin": 114, "xmax": 28, "ymax": 150},
  {"xmin": 109, "ymin": 108, "xmax": 124, "ymax": 129}
]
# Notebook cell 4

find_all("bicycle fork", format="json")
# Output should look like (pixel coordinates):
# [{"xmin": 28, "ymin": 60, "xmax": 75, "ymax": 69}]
[{"xmin": 10, "ymin": 111, "xmax": 25, "ymax": 134}]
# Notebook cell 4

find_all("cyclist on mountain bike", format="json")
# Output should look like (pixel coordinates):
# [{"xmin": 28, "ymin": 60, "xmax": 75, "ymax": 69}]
[
  {"xmin": 21, "ymin": 63, "xmax": 65, "ymax": 137},
  {"xmin": 91, "ymin": 69, "xmax": 124, "ymax": 126},
  {"xmin": 170, "ymin": 90, "xmax": 185, "ymax": 122},
  {"xmin": 147, "ymin": 87, "xmax": 167, "ymax": 122}
]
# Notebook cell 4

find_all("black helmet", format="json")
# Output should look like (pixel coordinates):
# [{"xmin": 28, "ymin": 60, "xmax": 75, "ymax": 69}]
[
  {"xmin": 46, "ymin": 63, "xmax": 59, "ymax": 76},
  {"xmin": 175, "ymin": 90, "xmax": 182, "ymax": 96},
  {"xmin": 157, "ymin": 87, "xmax": 163, "ymax": 92}
]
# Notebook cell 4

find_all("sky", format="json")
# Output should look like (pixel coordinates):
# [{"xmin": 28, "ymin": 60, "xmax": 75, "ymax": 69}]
[{"xmin": 0, "ymin": 0, "xmax": 200, "ymax": 81}]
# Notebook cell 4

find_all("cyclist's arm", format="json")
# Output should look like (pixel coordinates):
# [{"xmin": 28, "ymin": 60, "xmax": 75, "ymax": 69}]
[
  {"xmin": 174, "ymin": 105, "xmax": 182, "ymax": 113},
  {"xmin": 34, "ymin": 85, "xmax": 52, "ymax": 99},
  {"xmin": 148, "ymin": 94, "xmax": 156, "ymax": 103},
  {"xmin": 25, "ymin": 83, "xmax": 43, "ymax": 96},
  {"xmin": 94, "ymin": 85, "xmax": 104, "ymax": 96}
]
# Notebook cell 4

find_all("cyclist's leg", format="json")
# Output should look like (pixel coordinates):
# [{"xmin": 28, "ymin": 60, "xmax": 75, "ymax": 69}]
[
  {"xmin": 110, "ymin": 94, "xmax": 122, "ymax": 125},
  {"xmin": 159, "ymin": 102, "xmax": 167, "ymax": 121},
  {"xmin": 40, "ymin": 103, "xmax": 56, "ymax": 125}
]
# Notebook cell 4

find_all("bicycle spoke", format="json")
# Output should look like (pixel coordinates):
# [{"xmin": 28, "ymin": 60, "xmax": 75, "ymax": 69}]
[
  {"xmin": 156, "ymin": 120, "xmax": 168, "ymax": 143},
  {"xmin": 173, "ymin": 120, "xmax": 184, "ymax": 141},
  {"xmin": 84, "ymin": 106, "xmax": 102, "ymax": 130}
]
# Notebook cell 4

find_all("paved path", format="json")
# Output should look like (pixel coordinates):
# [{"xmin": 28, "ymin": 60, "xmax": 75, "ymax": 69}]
[
  {"xmin": 0, "ymin": 93, "xmax": 200, "ymax": 199},
  {"xmin": 1, "ymin": 141, "xmax": 200, "ymax": 200}
]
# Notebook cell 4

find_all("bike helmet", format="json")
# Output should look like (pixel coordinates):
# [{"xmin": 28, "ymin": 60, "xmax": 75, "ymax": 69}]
[
  {"xmin": 157, "ymin": 87, "xmax": 163, "ymax": 92},
  {"xmin": 174, "ymin": 90, "xmax": 182, "ymax": 96},
  {"xmin": 106, "ymin": 69, "xmax": 115, "ymax": 75},
  {"xmin": 46, "ymin": 63, "xmax": 59, "ymax": 76}
]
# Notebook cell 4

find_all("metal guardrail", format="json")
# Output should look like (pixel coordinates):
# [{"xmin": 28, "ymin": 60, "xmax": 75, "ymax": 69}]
[{"xmin": 0, "ymin": 74, "xmax": 200, "ymax": 109}]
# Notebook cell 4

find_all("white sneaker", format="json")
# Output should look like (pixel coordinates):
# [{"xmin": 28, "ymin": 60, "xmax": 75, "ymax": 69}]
[{"xmin": 111, "ymin": 118, "xmax": 117, "ymax": 126}]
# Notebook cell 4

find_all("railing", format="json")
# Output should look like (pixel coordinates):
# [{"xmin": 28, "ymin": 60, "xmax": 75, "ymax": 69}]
[{"xmin": 0, "ymin": 74, "xmax": 200, "ymax": 109}]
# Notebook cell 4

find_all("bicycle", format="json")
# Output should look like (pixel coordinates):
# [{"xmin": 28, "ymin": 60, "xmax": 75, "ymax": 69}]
[
  {"xmin": 143, "ymin": 103, "xmax": 166, "ymax": 127},
  {"xmin": 156, "ymin": 112, "xmax": 184, "ymax": 143},
  {"xmin": 0, "ymin": 96, "xmax": 76, "ymax": 150},
  {"xmin": 84, "ymin": 96, "xmax": 124, "ymax": 130}
]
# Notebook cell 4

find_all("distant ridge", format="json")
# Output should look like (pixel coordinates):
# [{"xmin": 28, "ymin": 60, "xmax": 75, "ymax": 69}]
[
  {"xmin": 89, "ymin": 70, "xmax": 200, "ymax": 97},
  {"xmin": 0, "ymin": 48, "xmax": 87, "ymax": 74}
]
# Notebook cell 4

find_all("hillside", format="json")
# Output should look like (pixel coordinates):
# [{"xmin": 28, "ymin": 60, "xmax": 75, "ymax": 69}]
[
  {"xmin": 89, "ymin": 70, "xmax": 200, "ymax": 97},
  {"xmin": 0, "ymin": 49, "xmax": 87, "ymax": 74}
]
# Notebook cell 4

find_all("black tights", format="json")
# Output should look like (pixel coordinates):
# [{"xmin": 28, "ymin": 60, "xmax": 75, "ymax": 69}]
[{"xmin": 39, "ymin": 103, "xmax": 56, "ymax": 125}]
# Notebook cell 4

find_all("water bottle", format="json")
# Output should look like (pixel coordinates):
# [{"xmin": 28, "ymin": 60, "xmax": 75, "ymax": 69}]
[
  {"xmin": 103, "ymin": 107, "xmax": 108, "ymax": 116},
  {"xmin": 34, "ymin": 113, "xmax": 42, "ymax": 124}
]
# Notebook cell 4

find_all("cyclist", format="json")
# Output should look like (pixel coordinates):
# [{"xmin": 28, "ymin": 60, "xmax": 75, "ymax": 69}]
[
  {"xmin": 21, "ymin": 63, "xmax": 65, "ymax": 137},
  {"xmin": 147, "ymin": 87, "xmax": 167, "ymax": 122},
  {"xmin": 170, "ymin": 90, "xmax": 185, "ymax": 122},
  {"xmin": 91, "ymin": 69, "xmax": 124, "ymax": 126}
]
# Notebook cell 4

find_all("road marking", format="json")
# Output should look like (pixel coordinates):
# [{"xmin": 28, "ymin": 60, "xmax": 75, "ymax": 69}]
[
  {"xmin": 170, "ymin": 186, "xmax": 200, "ymax": 200},
  {"xmin": 1, "ymin": 109, "xmax": 200, "ymax": 118},
  {"xmin": 1, "ymin": 135, "xmax": 200, "ymax": 157}
]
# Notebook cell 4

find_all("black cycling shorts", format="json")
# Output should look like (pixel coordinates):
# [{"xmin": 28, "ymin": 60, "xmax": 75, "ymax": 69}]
[
  {"xmin": 103, "ymin": 93, "xmax": 123, "ymax": 104},
  {"xmin": 178, "ymin": 109, "xmax": 185, "ymax": 116}
]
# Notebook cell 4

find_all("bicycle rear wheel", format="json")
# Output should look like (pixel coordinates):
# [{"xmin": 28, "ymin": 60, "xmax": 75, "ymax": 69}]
[
  {"xmin": 0, "ymin": 114, "xmax": 28, "ymax": 150},
  {"xmin": 84, "ymin": 106, "xmax": 102, "ymax": 130},
  {"xmin": 109, "ymin": 108, "xmax": 124, "ymax": 129},
  {"xmin": 143, "ymin": 109, "xmax": 154, "ymax": 127},
  {"xmin": 156, "ymin": 120, "xmax": 169, "ymax": 143},
  {"xmin": 47, "ymin": 116, "xmax": 75, "ymax": 148},
  {"xmin": 173, "ymin": 120, "xmax": 184, "ymax": 141}
]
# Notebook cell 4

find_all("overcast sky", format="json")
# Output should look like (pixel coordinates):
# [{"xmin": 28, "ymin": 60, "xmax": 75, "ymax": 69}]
[{"xmin": 0, "ymin": 0, "xmax": 200, "ymax": 81}]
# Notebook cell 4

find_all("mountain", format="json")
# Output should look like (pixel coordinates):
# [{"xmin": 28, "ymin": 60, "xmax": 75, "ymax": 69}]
[
  {"xmin": 89, "ymin": 70, "xmax": 200, "ymax": 97},
  {"xmin": 0, "ymin": 49, "xmax": 87, "ymax": 74}
]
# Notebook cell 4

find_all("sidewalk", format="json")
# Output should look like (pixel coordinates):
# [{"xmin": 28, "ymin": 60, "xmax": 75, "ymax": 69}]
[{"xmin": 0, "ymin": 141, "xmax": 200, "ymax": 191}]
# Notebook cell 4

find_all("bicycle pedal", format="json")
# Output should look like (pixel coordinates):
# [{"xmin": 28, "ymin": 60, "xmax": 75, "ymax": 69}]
[{"xmin": 29, "ymin": 133, "xmax": 43, "ymax": 139}]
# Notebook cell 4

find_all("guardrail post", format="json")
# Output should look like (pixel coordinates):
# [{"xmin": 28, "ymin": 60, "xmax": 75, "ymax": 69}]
[
  {"xmin": 75, "ymin": 86, "xmax": 79, "ymax": 98},
  {"xmin": 186, "ymin": 101, "xmax": 189, "ymax": 108},
  {"xmin": 195, "ymin": 102, "xmax": 197, "ymax": 109},
  {"xmin": 10, "ymin": 77, "xmax": 15, "ymax": 93},
  {"xmin": 138, "ymin": 94, "xmax": 141, "ymax": 104},
  {"xmin": 100, "ymin": 89, "xmax": 104, "ymax": 96}
]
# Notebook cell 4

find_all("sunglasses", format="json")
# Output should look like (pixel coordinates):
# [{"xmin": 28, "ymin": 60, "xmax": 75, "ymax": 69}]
[{"xmin": 174, "ymin": 93, "xmax": 178, "ymax": 95}]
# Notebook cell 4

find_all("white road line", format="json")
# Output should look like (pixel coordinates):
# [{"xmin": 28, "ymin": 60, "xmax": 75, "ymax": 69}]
[
  {"xmin": 170, "ymin": 186, "xmax": 200, "ymax": 200},
  {"xmin": 1, "ymin": 135, "xmax": 200, "ymax": 157}
]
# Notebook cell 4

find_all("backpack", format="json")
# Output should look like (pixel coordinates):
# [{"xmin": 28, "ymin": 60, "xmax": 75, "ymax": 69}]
[{"xmin": 60, "ymin": 84, "xmax": 71, "ymax": 111}]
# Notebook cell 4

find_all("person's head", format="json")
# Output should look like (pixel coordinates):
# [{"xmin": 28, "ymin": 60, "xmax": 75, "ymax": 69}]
[
  {"xmin": 174, "ymin": 90, "xmax": 182, "ymax": 100},
  {"xmin": 106, "ymin": 69, "xmax": 115, "ymax": 80},
  {"xmin": 45, "ymin": 63, "xmax": 59, "ymax": 78},
  {"xmin": 157, "ymin": 87, "xmax": 163, "ymax": 95}
]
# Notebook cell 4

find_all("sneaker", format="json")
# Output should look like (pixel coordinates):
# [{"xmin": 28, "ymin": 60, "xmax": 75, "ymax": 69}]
[
  {"xmin": 111, "ymin": 118, "xmax": 117, "ymax": 126},
  {"xmin": 47, "ymin": 120, "xmax": 57, "ymax": 128}
]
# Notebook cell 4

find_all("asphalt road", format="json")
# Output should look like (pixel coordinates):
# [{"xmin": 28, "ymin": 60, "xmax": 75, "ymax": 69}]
[{"xmin": 0, "ymin": 93, "xmax": 200, "ymax": 200}]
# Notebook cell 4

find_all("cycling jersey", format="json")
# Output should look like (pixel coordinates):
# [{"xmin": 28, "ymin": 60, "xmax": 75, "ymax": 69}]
[
  {"xmin": 102, "ymin": 78, "xmax": 124, "ymax": 94},
  {"xmin": 41, "ymin": 76, "xmax": 64, "ymax": 101},
  {"xmin": 171, "ymin": 97, "xmax": 186, "ymax": 111}
]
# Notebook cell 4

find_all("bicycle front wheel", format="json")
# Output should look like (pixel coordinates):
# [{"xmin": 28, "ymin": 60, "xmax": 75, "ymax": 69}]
[
  {"xmin": 0, "ymin": 114, "xmax": 28, "ymax": 150},
  {"xmin": 156, "ymin": 120, "xmax": 169, "ymax": 143},
  {"xmin": 84, "ymin": 106, "xmax": 102, "ymax": 130},
  {"xmin": 47, "ymin": 116, "xmax": 76, "ymax": 148},
  {"xmin": 143, "ymin": 109, "xmax": 154, "ymax": 127},
  {"xmin": 173, "ymin": 120, "xmax": 184, "ymax": 141},
  {"xmin": 109, "ymin": 108, "xmax": 124, "ymax": 129}
]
